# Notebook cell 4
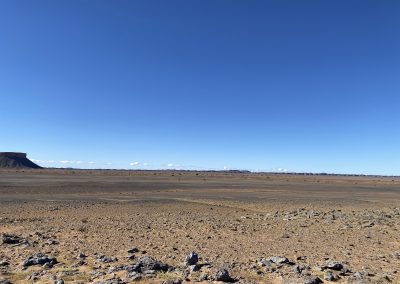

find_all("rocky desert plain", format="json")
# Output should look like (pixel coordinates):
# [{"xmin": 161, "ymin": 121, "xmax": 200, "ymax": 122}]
[{"xmin": 1, "ymin": 169, "xmax": 400, "ymax": 284}]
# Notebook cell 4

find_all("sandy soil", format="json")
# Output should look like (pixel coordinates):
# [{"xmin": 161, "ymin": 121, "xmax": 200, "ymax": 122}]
[{"xmin": 0, "ymin": 169, "xmax": 399, "ymax": 283}]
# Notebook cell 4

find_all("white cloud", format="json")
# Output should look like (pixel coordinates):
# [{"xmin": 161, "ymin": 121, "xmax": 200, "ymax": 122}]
[
  {"xmin": 167, "ymin": 163, "xmax": 173, "ymax": 167},
  {"xmin": 130, "ymin": 161, "xmax": 140, "ymax": 166},
  {"xmin": 60, "ymin": 160, "xmax": 91, "ymax": 164},
  {"xmin": 143, "ymin": 162, "xmax": 148, "ymax": 166},
  {"xmin": 33, "ymin": 159, "xmax": 96, "ymax": 165},
  {"xmin": 33, "ymin": 159, "xmax": 55, "ymax": 163}
]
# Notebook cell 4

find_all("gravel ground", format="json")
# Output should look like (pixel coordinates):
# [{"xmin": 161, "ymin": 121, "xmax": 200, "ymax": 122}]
[{"xmin": 0, "ymin": 169, "xmax": 399, "ymax": 283}]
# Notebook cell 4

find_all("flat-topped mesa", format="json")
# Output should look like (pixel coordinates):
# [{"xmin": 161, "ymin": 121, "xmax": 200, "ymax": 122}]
[
  {"xmin": 0, "ymin": 152, "xmax": 28, "ymax": 159},
  {"xmin": 0, "ymin": 152, "xmax": 42, "ymax": 169}
]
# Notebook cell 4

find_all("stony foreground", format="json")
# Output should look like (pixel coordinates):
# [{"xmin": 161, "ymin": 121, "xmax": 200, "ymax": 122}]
[{"xmin": 0, "ymin": 170, "xmax": 400, "ymax": 283}]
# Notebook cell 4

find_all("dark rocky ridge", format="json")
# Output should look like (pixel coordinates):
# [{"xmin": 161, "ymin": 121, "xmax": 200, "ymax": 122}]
[{"xmin": 0, "ymin": 152, "xmax": 41, "ymax": 169}]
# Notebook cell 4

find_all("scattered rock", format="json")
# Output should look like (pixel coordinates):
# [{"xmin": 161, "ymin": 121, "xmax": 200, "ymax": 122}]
[
  {"xmin": 1, "ymin": 234, "xmax": 21, "ymax": 244},
  {"xmin": 293, "ymin": 264, "xmax": 309, "ymax": 275},
  {"xmin": 340, "ymin": 265, "xmax": 351, "ymax": 275},
  {"xmin": 93, "ymin": 278, "xmax": 126, "ymax": 284},
  {"xmin": 162, "ymin": 280, "xmax": 182, "ymax": 284},
  {"xmin": 185, "ymin": 251, "xmax": 199, "ymax": 266},
  {"xmin": 0, "ymin": 260, "xmax": 10, "ymax": 267},
  {"xmin": 324, "ymin": 271, "xmax": 339, "ymax": 281},
  {"xmin": 361, "ymin": 222, "xmax": 375, "ymax": 228},
  {"xmin": 348, "ymin": 271, "xmax": 367, "ymax": 282},
  {"xmin": 43, "ymin": 262, "xmax": 53, "ymax": 269},
  {"xmin": 78, "ymin": 252, "xmax": 87, "ymax": 259},
  {"xmin": 46, "ymin": 239, "xmax": 59, "ymax": 245},
  {"xmin": 127, "ymin": 247, "xmax": 139, "ymax": 253},
  {"xmin": 258, "ymin": 258, "xmax": 272, "ymax": 267},
  {"xmin": 199, "ymin": 273, "xmax": 209, "ymax": 281},
  {"xmin": 143, "ymin": 269, "xmax": 156, "ymax": 277},
  {"xmin": 26, "ymin": 271, "xmax": 46, "ymax": 281},
  {"xmin": 215, "ymin": 268, "xmax": 234, "ymax": 282},
  {"xmin": 188, "ymin": 264, "xmax": 200, "ymax": 272},
  {"xmin": 97, "ymin": 255, "xmax": 118, "ymax": 263},
  {"xmin": 267, "ymin": 256, "xmax": 289, "ymax": 264},
  {"xmin": 23, "ymin": 253, "xmax": 57, "ymax": 267},
  {"xmin": 127, "ymin": 271, "xmax": 142, "ymax": 281},
  {"xmin": 132, "ymin": 256, "xmax": 169, "ymax": 273},
  {"xmin": 91, "ymin": 270, "xmax": 106, "ymax": 279},
  {"xmin": 379, "ymin": 273, "xmax": 392, "ymax": 282},
  {"xmin": 303, "ymin": 276, "xmax": 322, "ymax": 284},
  {"xmin": 73, "ymin": 259, "xmax": 86, "ymax": 267},
  {"xmin": 324, "ymin": 260, "xmax": 344, "ymax": 271}
]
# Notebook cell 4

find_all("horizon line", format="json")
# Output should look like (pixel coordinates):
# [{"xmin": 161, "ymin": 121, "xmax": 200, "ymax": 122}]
[{"xmin": 21, "ymin": 167, "xmax": 400, "ymax": 178}]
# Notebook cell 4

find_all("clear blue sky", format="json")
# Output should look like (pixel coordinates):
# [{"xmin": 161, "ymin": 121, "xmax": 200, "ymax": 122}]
[{"xmin": 1, "ymin": 1, "xmax": 399, "ymax": 174}]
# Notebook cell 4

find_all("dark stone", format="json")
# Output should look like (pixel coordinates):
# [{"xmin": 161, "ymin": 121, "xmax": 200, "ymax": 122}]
[
  {"xmin": 340, "ymin": 265, "xmax": 351, "ymax": 275},
  {"xmin": 131, "ymin": 256, "xmax": 169, "ymax": 273},
  {"xmin": 294, "ymin": 265, "xmax": 309, "ymax": 274},
  {"xmin": 267, "ymin": 256, "xmax": 289, "ymax": 264},
  {"xmin": 1, "ymin": 234, "xmax": 21, "ymax": 244},
  {"xmin": 348, "ymin": 271, "xmax": 368, "ymax": 282},
  {"xmin": 215, "ymin": 268, "xmax": 234, "ymax": 282},
  {"xmin": 26, "ymin": 272, "xmax": 43, "ymax": 281},
  {"xmin": 127, "ymin": 271, "xmax": 142, "ymax": 281},
  {"xmin": 185, "ymin": 251, "xmax": 199, "ymax": 266},
  {"xmin": 162, "ymin": 280, "xmax": 182, "ymax": 284},
  {"xmin": 97, "ymin": 255, "xmax": 118, "ymax": 263},
  {"xmin": 73, "ymin": 259, "xmax": 86, "ymax": 267},
  {"xmin": 199, "ymin": 273, "xmax": 209, "ymax": 281},
  {"xmin": 46, "ymin": 239, "xmax": 59, "ymax": 245},
  {"xmin": 324, "ymin": 271, "xmax": 339, "ymax": 281},
  {"xmin": 93, "ymin": 278, "xmax": 126, "ymax": 284},
  {"xmin": 43, "ymin": 262, "xmax": 53, "ymax": 269},
  {"xmin": 0, "ymin": 261, "xmax": 10, "ymax": 267},
  {"xmin": 188, "ymin": 264, "xmax": 200, "ymax": 272},
  {"xmin": 78, "ymin": 252, "xmax": 87, "ymax": 259},
  {"xmin": 127, "ymin": 247, "xmax": 139, "ymax": 253},
  {"xmin": 23, "ymin": 253, "xmax": 57, "ymax": 267},
  {"xmin": 391, "ymin": 252, "xmax": 400, "ymax": 259},
  {"xmin": 258, "ymin": 258, "xmax": 273, "ymax": 267},
  {"xmin": 324, "ymin": 261, "xmax": 343, "ymax": 271},
  {"xmin": 303, "ymin": 276, "xmax": 322, "ymax": 284}
]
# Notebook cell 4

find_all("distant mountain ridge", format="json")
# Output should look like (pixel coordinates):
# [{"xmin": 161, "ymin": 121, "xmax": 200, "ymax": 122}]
[{"xmin": 0, "ymin": 152, "xmax": 42, "ymax": 169}]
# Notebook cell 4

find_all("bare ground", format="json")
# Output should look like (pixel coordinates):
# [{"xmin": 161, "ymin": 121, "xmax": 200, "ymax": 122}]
[{"xmin": 0, "ymin": 169, "xmax": 400, "ymax": 283}]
